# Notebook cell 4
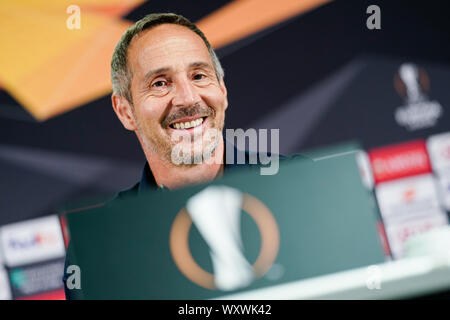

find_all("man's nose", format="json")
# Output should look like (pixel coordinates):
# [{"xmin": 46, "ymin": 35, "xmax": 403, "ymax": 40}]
[{"xmin": 172, "ymin": 77, "xmax": 200, "ymax": 107}]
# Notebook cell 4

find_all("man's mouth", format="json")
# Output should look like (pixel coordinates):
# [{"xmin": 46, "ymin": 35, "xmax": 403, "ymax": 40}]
[{"xmin": 169, "ymin": 116, "xmax": 206, "ymax": 130}]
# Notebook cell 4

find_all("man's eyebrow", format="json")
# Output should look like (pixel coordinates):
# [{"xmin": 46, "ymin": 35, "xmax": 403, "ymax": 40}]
[
  {"xmin": 143, "ymin": 62, "xmax": 213, "ymax": 83},
  {"xmin": 143, "ymin": 67, "xmax": 171, "ymax": 83},
  {"xmin": 189, "ymin": 61, "xmax": 213, "ymax": 70}
]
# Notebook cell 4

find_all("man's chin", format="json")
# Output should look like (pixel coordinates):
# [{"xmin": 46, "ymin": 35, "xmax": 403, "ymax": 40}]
[{"xmin": 169, "ymin": 140, "xmax": 221, "ymax": 167}]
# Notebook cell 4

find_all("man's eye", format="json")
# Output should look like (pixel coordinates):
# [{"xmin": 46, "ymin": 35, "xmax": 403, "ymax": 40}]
[
  {"xmin": 152, "ymin": 80, "xmax": 167, "ymax": 88},
  {"xmin": 193, "ymin": 74, "xmax": 206, "ymax": 80}
]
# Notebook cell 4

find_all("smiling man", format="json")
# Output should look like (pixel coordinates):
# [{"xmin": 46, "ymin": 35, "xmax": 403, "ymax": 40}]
[
  {"xmin": 64, "ymin": 13, "xmax": 289, "ymax": 299},
  {"xmin": 111, "ymin": 13, "xmax": 228, "ymax": 190}
]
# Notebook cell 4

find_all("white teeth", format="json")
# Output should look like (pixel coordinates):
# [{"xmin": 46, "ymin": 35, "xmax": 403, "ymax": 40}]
[{"xmin": 172, "ymin": 117, "xmax": 205, "ymax": 129}]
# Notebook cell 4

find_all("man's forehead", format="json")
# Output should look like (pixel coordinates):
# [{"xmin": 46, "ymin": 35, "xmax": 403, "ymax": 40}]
[{"xmin": 128, "ymin": 24, "xmax": 212, "ymax": 75}]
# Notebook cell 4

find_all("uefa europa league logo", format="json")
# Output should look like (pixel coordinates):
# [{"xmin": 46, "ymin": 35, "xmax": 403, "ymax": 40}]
[
  {"xmin": 394, "ymin": 63, "xmax": 442, "ymax": 131},
  {"xmin": 169, "ymin": 186, "xmax": 279, "ymax": 291},
  {"xmin": 395, "ymin": 63, "xmax": 428, "ymax": 104}
]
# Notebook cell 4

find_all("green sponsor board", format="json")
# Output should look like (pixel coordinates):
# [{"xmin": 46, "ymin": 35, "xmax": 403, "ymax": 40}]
[{"xmin": 66, "ymin": 144, "xmax": 385, "ymax": 299}]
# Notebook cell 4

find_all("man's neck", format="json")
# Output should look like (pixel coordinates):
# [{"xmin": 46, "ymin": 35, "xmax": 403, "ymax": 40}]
[{"xmin": 146, "ymin": 140, "xmax": 225, "ymax": 190}]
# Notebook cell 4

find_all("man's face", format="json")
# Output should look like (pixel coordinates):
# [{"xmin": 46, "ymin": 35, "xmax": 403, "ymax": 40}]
[{"xmin": 127, "ymin": 24, "xmax": 228, "ymax": 165}]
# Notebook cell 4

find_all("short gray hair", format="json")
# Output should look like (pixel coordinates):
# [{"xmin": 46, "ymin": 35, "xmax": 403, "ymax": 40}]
[{"xmin": 111, "ymin": 13, "xmax": 225, "ymax": 103}]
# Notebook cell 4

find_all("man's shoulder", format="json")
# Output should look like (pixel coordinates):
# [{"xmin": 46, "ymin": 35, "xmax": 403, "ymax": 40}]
[
  {"xmin": 118, "ymin": 152, "xmax": 309, "ymax": 197},
  {"xmin": 115, "ymin": 182, "xmax": 140, "ymax": 200}
]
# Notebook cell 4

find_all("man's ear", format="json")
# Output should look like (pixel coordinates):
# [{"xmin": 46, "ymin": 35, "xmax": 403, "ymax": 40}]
[
  {"xmin": 111, "ymin": 94, "xmax": 137, "ymax": 131},
  {"xmin": 220, "ymin": 79, "xmax": 228, "ymax": 111}
]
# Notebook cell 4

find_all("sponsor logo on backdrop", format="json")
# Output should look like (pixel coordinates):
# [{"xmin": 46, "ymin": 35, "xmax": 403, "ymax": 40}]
[
  {"xmin": 0, "ymin": 216, "xmax": 65, "ymax": 267},
  {"xmin": 369, "ymin": 140, "xmax": 431, "ymax": 185},
  {"xmin": 374, "ymin": 173, "xmax": 448, "ymax": 258},
  {"xmin": 170, "ymin": 186, "xmax": 279, "ymax": 291},
  {"xmin": 427, "ymin": 132, "xmax": 450, "ymax": 173},
  {"xmin": 375, "ymin": 174, "xmax": 445, "ymax": 222},
  {"xmin": 8, "ymin": 232, "xmax": 59, "ymax": 250},
  {"xmin": 9, "ymin": 259, "xmax": 65, "ymax": 299},
  {"xmin": 385, "ymin": 214, "xmax": 448, "ymax": 259},
  {"xmin": 402, "ymin": 187, "xmax": 416, "ymax": 203},
  {"xmin": 394, "ymin": 63, "xmax": 443, "ymax": 131}
]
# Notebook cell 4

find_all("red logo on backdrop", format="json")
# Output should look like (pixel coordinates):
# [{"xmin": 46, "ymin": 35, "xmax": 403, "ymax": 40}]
[
  {"xmin": 368, "ymin": 140, "xmax": 431, "ymax": 185},
  {"xmin": 402, "ymin": 188, "xmax": 416, "ymax": 203}
]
